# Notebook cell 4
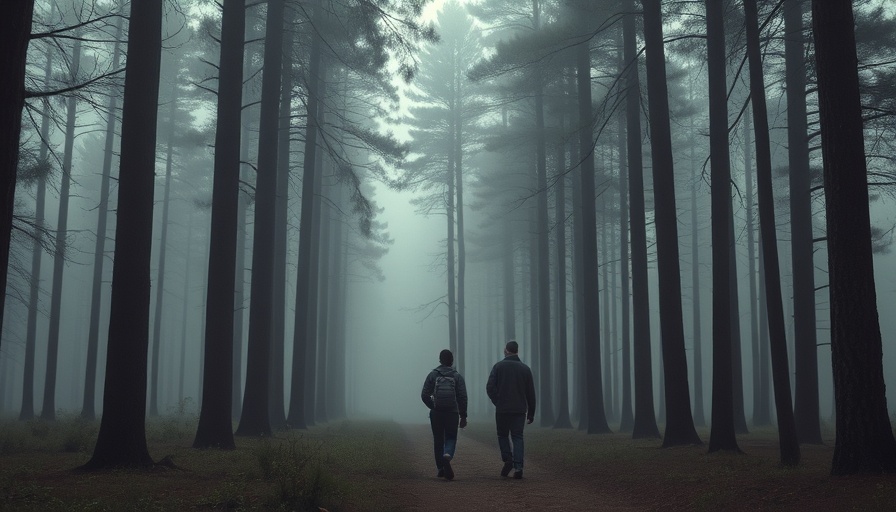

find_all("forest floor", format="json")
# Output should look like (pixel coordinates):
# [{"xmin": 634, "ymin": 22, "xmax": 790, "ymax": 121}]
[{"xmin": 1, "ymin": 414, "xmax": 895, "ymax": 510}]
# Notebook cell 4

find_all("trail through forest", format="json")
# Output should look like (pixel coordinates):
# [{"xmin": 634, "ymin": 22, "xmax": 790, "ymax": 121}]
[{"xmin": 383, "ymin": 424, "xmax": 637, "ymax": 511}]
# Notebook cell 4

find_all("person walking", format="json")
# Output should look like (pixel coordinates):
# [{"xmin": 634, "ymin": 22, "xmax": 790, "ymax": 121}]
[
  {"xmin": 421, "ymin": 349, "xmax": 468, "ymax": 480},
  {"xmin": 486, "ymin": 340, "xmax": 536, "ymax": 479}
]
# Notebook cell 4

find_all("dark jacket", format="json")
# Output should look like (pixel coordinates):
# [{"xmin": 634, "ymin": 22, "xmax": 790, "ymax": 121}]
[
  {"xmin": 486, "ymin": 354, "xmax": 536, "ymax": 418},
  {"xmin": 421, "ymin": 365, "xmax": 468, "ymax": 418}
]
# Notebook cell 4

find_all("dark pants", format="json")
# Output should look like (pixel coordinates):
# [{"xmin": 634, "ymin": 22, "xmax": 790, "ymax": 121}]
[
  {"xmin": 496, "ymin": 412, "xmax": 526, "ymax": 470},
  {"xmin": 430, "ymin": 409, "xmax": 459, "ymax": 469}
]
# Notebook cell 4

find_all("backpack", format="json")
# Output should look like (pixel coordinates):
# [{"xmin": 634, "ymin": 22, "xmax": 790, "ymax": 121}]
[{"xmin": 433, "ymin": 369, "xmax": 458, "ymax": 410}]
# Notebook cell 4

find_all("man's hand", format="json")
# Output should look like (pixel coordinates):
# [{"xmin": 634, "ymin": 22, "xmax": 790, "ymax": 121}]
[
  {"xmin": 459, "ymin": 417, "xmax": 468, "ymax": 429},
  {"xmin": 526, "ymin": 417, "xmax": 534, "ymax": 425}
]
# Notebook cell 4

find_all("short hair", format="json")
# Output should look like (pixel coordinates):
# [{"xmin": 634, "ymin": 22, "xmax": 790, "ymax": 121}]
[
  {"xmin": 505, "ymin": 340, "xmax": 519, "ymax": 354},
  {"xmin": 439, "ymin": 349, "xmax": 454, "ymax": 366}
]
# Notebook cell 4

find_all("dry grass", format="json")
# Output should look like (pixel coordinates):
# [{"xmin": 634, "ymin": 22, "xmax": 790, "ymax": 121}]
[{"xmin": 0, "ymin": 415, "xmax": 409, "ymax": 511}]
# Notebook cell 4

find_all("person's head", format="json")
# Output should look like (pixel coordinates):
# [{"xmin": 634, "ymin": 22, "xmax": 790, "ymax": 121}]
[
  {"xmin": 504, "ymin": 340, "xmax": 519, "ymax": 356},
  {"xmin": 439, "ymin": 349, "xmax": 454, "ymax": 366}
]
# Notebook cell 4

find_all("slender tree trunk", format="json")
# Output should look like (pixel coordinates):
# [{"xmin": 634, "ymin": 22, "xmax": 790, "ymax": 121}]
[
  {"xmin": 689, "ymin": 86, "xmax": 706, "ymax": 428},
  {"xmin": 705, "ymin": 0, "xmax": 739, "ymax": 453},
  {"xmin": 811, "ymin": 0, "xmax": 896, "ymax": 475},
  {"xmin": 286, "ymin": 1, "xmax": 321, "ymax": 428},
  {"xmin": 744, "ymin": 0, "xmax": 800, "ymax": 465},
  {"xmin": 325, "ymin": 184, "xmax": 346, "ymax": 420},
  {"xmin": 624, "ymin": 2, "xmax": 659, "ymax": 439},
  {"xmin": 757, "ymin": 237, "xmax": 771, "ymax": 425},
  {"xmin": 602, "ymin": 202, "xmax": 612, "ymax": 420},
  {"xmin": 303, "ymin": 55, "xmax": 329, "ymax": 427},
  {"xmin": 83, "ymin": 0, "xmax": 162, "ymax": 469},
  {"xmin": 82, "ymin": 19, "xmax": 122, "ymax": 420},
  {"xmin": 41, "ymin": 38, "xmax": 82, "ymax": 422},
  {"xmin": 455, "ymin": 72, "xmax": 466, "ymax": 376},
  {"xmin": 728, "ymin": 202, "xmax": 749, "ymax": 435},
  {"xmin": 315, "ymin": 172, "xmax": 332, "ymax": 423},
  {"xmin": 554, "ymin": 137, "xmax": 572, "ymax": 429},
  {"xmin": 447, "ymin": 112, "xmax": 458, "ymax": 358},
  {"xmin": 178, "ymin": 214, "xmax": 192, "ymax": 403},
  {"xmin": 149, "ymin": 87, "xmax": 177, "ymax": 417},
  {"xmin": 785, "ymin": 0, "xmax": 822, "ymax": 445},
  {"xmin": 642, "ymin": 0, "xmax": 700, "ymax": 446},
  {"xmin": 235, "ymin": 0, "xmax": 286, "ymax": 437},
  {"xmin": 617, "ymin": 42, "xmax": 633, "ymax": 430},
  {"xmin": 21, "ymin": 47, "xmax": 53, "ymax": 422},
  {"xmin": 269, "ymin": 12, "xmax": 295, "ymax": 431},
  {"xmin": 744, "ymin": 110, "xmax": 762, "ymax": 428},
  {"xmin": 575, "ymin": 25, "xmax": 610, "ymax": 434},
  {"xmin": 570, "ymin": 88, "xmax": 586, "ymax": 430}
]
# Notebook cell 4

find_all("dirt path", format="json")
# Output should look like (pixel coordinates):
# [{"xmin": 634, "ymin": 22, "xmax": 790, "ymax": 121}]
[{"xmin": 384, "ymin": 423, "xmax": 640, "ymax": 511}]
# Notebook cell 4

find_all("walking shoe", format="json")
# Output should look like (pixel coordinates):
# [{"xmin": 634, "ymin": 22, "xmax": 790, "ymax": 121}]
[
  {"xmin": 437, "ymin": 468, "xmax": 444, "ymax": 478},
  {"xmin": 500, "ymin": 461, "xmax": 514, "ymax": 477},
  {"xmin": 513, "ymin": 469, "xmax": 523, "ymax": 479},
  {"xmin": 442, "ymin": 454, "xmax": 454, "ymax": 480}
]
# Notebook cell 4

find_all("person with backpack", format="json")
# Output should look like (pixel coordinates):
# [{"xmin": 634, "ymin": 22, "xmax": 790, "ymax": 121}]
[
  {"xmin": 486, "ymin": 340, "xmax": 536, "ymax": 479},
  {"xmin": 421, "ymin": 349, "xmax": 468, "ymax": 480}
]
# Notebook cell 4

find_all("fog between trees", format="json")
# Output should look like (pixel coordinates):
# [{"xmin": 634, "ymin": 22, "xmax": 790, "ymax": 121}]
[{"xmin": 1, "ymin": 0, "xmax": 895, "ymax": 474}]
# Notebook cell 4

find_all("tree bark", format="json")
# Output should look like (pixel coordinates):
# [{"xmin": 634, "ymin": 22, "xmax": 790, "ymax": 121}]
[
  {"xmin": 193, "ymin": 0, "xmax": 244, "ymax": 449},
  {"xmin": 0, "ymin": 0, "xmax": 36, "ymax": 352},
  {"xmin": 149, "ymin": 86, "xmax": 177, "ymax": 417},
  {"xmin": 617, "ymin": 38, "xmax": 633, "ymax": 431},
  {"xmin": 811, "ymin": 0, "xmax": 896, "ymax": 475},
  {"xmin": 575, "ymin": 27, "xmax": 610, "ymax": 435},
  {"xmin": 83, "ymin": 0, "xmax": 162, "ymax": 469},
  {"xmin": 236, "ymin": 0, "xmax": 286, "ymax": 437},
  {"xmin": 624, "ymin": 2, "xmax": 659, "ymax": 439},
  {"xmin": 553, "ymin": 137, "xmax": 572, "ymax": 429},
  {"xmin": 744, "ymin": 0, "xmax": 800, "ymax": 465},
  {"xmin": 784, "ymin": 0, "xmax": 822, "ymax": 445},
  {"xmin": 706, "ymin": 0, "xmax": 739, "ymax": 454},
  {"xmin": 286, "ymin": 0, "xmax": 321, "ymax": 429},
  {"xmin": 642, "ymin": 0, "xmax": 700, "ymax": 447}
]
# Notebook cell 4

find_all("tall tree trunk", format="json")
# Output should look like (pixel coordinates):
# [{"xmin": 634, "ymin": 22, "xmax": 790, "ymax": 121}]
[
  {"xmin": 315, "ymin": 172, "xmax": 332, "ymax": 423},
  {"xmin": 570, "ymin": 87, "xmax": 586, "ymax": 430},
  {"xmin": 21, "ymin": 46, "xmax": 53, "ymax": 422},
  {"xmin": 41, "ymin": 38, "xmax": 82, "ymax": 422},
  {"xmin": 235, "ymin": 0, "xmax": 286, "ymax": 437},
  {"xmin": 727, "ymin": 202, "xmax": 749, "ymax": 435},
  {"xmin": 193, "ymin": 0, "xmax": 243, "ymax": 448},
  {"xmin": 756, "ymin": 237, "xmax": 771, "ymax": 425},
  {"xmin": 270, "ymin": 12, "xmax": 295, "ymax": 431},
  {"xmin": 602, "ymin": 202, "xmax": 612, "ymax": 420},
  {"xmin": 617, "ymin": 46, "xmax": 633, "ymax": 430},
  {"xmin": 325, "ymin": 184, "xmax": 346, "ymax": 420},
  {"xmin": 784, "ymin": 0, "xmax": 822, "ymax": 445},
  {"xmin": 575, "ymin": 23, "xmax": 610, "ymax": 434},
  {"xmin": 303, "ymin": 56, "xmax": 329, "ymax": 427},
  {"xmin": 744, "ymin": 0, "xmax": 800, "ymax": 465},
  {"xmin": 744, "ymin": 110, "xmax": 762, "ymax": 428},
  {"xmin": 624, "ymin": 2, "xmax": 659, "ymax": 439},
  {"xmin": 286, "ymin": 1, "xmax": 321, "ymax": 429},
  {"xmin": 554, "ymin": 138, "xmax": 572, "ymax": 429},
  {"xmin": 447, "ymin": 112, "xmax": 458, "ymax": 358},
  {"xmin": 455, "ymin": 73, "xmax": 466, "ymax": 376},
  {"xmin": 811, "ymin": 0, "xmax": 896, "ymax": 475},
  {"xmin": 178, "ymin": 214, "xmax": 192, "ymax": 403},
  {"xmin": 82, "ymin": 19, "xmax": 122, "ymax": 420},
  {"xmin": 642, "ymin": 0, "xmax": 700, "ymax": 447},
  {"xmin": 0, "ymin": 0, "xmax": 36, "ymax": 351},
  {"xmin": 83, "ymin": 0, "xmax": 162, "ymax": 469},
  {"xmin": 149, "ymin": 87, "xmax": 178, "ymax": 417},
  {"xmin": 705, "ymin": 0, "xmax": 739, "ymax": 453},
  {"xmin": 689, "ymin": 88, "xmax": 706, "ymax": 428}
]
